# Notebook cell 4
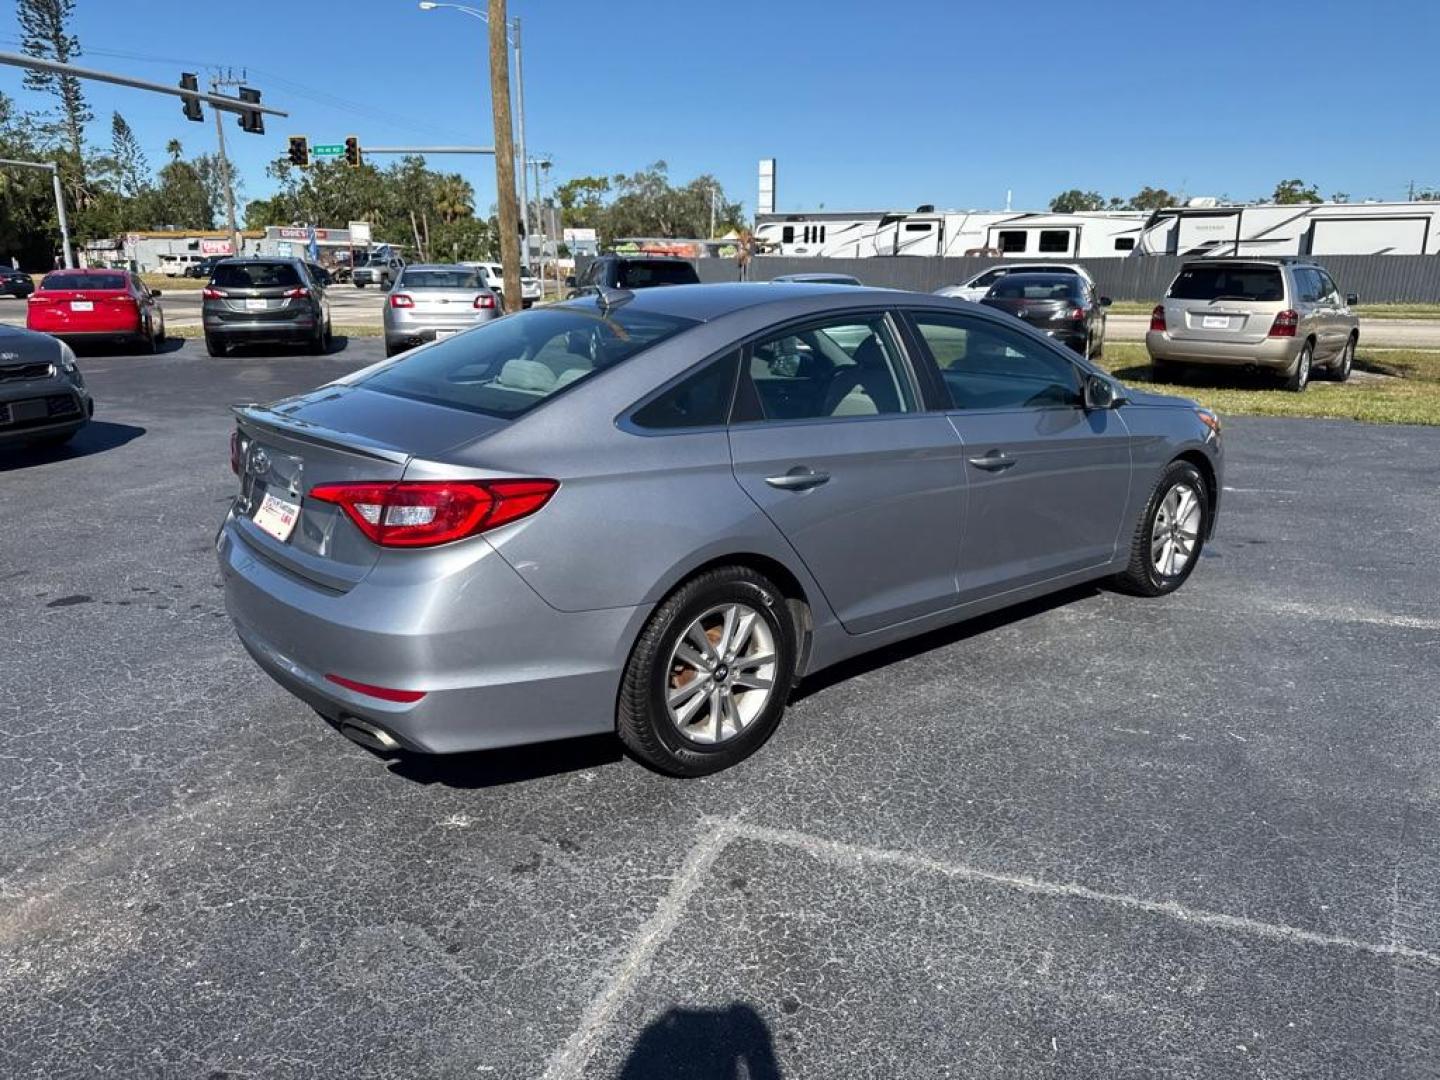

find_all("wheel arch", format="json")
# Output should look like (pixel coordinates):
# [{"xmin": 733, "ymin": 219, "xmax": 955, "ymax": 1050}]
[{"xmin": 1173, "ymin": 449, "xmax": 1219, "ymax": 535}]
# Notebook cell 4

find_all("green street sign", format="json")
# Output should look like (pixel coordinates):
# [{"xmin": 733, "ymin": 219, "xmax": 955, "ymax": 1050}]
[{"xmin": 312, "ymin": 144, "xmax": 344, "ymax": 156}]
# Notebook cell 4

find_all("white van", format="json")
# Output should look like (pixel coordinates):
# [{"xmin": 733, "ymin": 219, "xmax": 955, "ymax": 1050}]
[{"xmin": 158, "ymin": 253, "xmax": 205, "ymax": 277}]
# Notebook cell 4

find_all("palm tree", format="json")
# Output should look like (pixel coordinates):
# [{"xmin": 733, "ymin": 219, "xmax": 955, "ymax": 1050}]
[
  {"xmin": 165, "ymin": 138, "xmax": 183, "ymax": 163},
  {"xmin": 433, "ymin": 175, "xmax": 473, "ymax": 224}
]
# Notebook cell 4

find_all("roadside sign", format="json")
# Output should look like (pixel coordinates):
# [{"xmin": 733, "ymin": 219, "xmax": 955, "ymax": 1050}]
[
  {"xmin": 349, "ymin": 221, "xmax": 372, "ymax": 244},
  {"xmin": 312, "ymin": 144, "xmax": 344, "ymax": 157}
]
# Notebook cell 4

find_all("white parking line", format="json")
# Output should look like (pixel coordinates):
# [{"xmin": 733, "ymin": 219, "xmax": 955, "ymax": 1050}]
[{"xmin": 544, "ymin": 817, "xmax": 1439, "ymax": 1079}]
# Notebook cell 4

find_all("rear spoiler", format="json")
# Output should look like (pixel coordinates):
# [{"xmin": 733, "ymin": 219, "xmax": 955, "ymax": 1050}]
[{"xmin": 232, "ymin": 403, "xmax": 411, "ymax": 466}]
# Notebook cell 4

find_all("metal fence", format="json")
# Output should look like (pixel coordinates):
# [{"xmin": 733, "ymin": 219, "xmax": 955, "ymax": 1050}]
[{"xmin": 678, "ymin": 254, "xmax": 1440, "ymax": 304}]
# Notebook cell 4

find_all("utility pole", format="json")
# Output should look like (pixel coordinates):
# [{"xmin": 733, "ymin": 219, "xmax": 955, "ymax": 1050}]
[
  {"xmin": 512, "ymin": 15, "xmax": 530, "ymax": 274},
  {"xmin": 488, "ymin": 0, "xmax": 521, "ymax": 308},
  {"xmin": 210, "ymin": 71, "xmax": 243, "ymax": 256},
  {"xmin": 1409, "ymin": 180, "xmax": 1416, "ymax": 202}
]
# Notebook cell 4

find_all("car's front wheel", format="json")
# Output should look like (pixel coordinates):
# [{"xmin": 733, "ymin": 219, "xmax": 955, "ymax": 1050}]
[
  {"xmin": 618, "ymin": 566, "xmax": 797, "ymax": 777},
  {"xmin": 1113, "ymin": 460, "xmax": 1210, "ymax": 597}
]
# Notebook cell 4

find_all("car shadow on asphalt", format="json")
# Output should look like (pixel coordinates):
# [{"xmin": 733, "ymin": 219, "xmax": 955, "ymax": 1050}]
[
  {"xmin": 791, "ymin": 582, "xmax": 1103, "ymax": 703},
  {"xmin": 221, "ymin": 336, "xmax": 352, "ymax": 358},
  {"xmin": 617, "ymin": 1002, "xmax": 782, "ymax": 1079},
  {"xmin": 0, "ymin": 421, "xmax": 146, "ymax": 472},
  {"xmin": 69, "ymin": 337, "xmax": 186, "ymax": 357},
  {"xmin": 383, "ymin": 732, "xmax": 623, "ymax": 789}
]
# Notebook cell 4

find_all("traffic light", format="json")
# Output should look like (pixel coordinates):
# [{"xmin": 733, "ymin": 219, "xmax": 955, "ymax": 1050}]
[
  {"xmin": 343, "ymin": 136, "xmax": 362, "ymax": 168},
  {"xmin": 179, "ymin": 72, "xmax": 203, "ymax": 123},
  {"xmin": 287, "ymin": 136, "xmax": 310, "ymax": 168},
  {"xmin": 236, "ymin": 87, "xmax": 264, "ymax": 135}
]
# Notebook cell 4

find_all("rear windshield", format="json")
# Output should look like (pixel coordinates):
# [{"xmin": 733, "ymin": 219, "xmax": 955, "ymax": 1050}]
[
  {"xmin": 400, "ymin": 269, "xmax": 480, "ymax": 289},
  {"xmin": 212, "ymin": 262, "xmax": 301, "ymax": 288},
  {"xmin": 359, "ymin": 303, "xmax": 697, "ymax": 418},
  {"xmin": 41, "ymin": 272, "xmax": 125, "ymax": 290},
  {"xmin": 988, "ymin": 277, "xmax": 1080, "ymax": 300},
  {"xmin": 616, "ymin": 260, "xmax": 699, "ymax": 288},
  {"xmin": 1169, "ymin": 264, "xmax": 1284, "ymax": 302}
]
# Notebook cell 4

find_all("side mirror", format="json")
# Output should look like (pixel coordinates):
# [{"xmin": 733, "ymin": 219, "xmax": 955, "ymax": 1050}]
[
  {"xmin": 564, "ymin": 275, "xmax": 577, "ymax": 288},
  {"xmin": 1099, "ymin": 296, "xmax": 1113, "ymax": 307},
  {"xmin": 1084, "ymin": 373, "xmax": 1125, "ymax": 410},
  {"xmin": 1346, "ymin": 292, "xmax": 1359, "ymax": 306}
]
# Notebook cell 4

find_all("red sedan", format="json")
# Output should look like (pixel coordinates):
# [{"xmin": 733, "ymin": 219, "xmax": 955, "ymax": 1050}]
[{"xmin": 26, "ymin": 269, "xmax": 166, "ymax": 352}]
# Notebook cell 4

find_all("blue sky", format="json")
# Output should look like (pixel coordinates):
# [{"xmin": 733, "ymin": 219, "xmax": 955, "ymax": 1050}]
[{"xmin": 2, "ymin": 0, "xmax": 1437, "ymax": 217}]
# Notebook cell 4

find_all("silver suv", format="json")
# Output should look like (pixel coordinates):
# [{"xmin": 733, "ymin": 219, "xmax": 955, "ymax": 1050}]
[{"xmin": 1146, "ymin": 258, "xmax": 1359, "ymax": 391}]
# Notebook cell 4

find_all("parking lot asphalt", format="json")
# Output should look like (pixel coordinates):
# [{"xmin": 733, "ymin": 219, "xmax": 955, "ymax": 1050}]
[{"xmin": 3, "ymin": 335, "xmax": 1439, "ymax": 1079}]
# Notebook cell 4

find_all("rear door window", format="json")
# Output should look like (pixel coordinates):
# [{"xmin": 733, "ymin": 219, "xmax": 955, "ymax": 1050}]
[
  {"xmin": 908, "ymin": 312, "xmax": 1081, "ymax": 411},
  {"xmin": 212, "ymin": 262, "xmax": 301, "ymax": 288},
  {"xmin": 1168, "ymin": 264, "xmax": 1284, "ymax": 302}
]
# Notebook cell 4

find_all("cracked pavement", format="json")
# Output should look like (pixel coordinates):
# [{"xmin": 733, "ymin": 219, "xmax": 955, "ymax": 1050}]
[{"xmin": 2, "ymin": 337, "xmax": 1438, "ymax": 1078}]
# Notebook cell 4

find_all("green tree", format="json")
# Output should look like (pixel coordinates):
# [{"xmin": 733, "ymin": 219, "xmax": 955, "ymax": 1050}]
[
  {"xmin": 1130, "ymin": 186, "xmax": 1179, "ymax": 211},
  {"xmin": 16, "ymin": 0, "xmax": 91, "ymax": 168},
  {"xmin": 1048, "ymin": 189, "xmax": 1107, "ymax": 213},
  {"xmin": 1271, "ymin": 178, "xmax": 1322, "ymax": 204},
  {"xmin": 106, "ymin": 112, "xmax": 149, "ymax": 199}
]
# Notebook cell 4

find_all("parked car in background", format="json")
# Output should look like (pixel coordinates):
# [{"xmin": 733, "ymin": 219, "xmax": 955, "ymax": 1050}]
[
  {"xmin": 382, "ymin": 264, "xmax": 501, "ymax": 357},
  {"xmin": 158, "ymin": 253, "xmax": 206, "ymax": 277},
  {"xmin": 26, "ymin": 269, "xmax": 166, "ymax": 352},
  {"xmin": 0, "ymin": 266, "xmax": 35, "ymax": 298},
  {"xmin": 202, "ymin": 258, "xmax": 331, "ymax": 357},
  {"xmin": 463, "ymin": 262, "xmax": 543, "ymax": 309},
  {"xmin": 352, "ymin": 253, "xmax": 406, "ymax": 289},
  {"xmin": 218, "ymin": 283, "xmax": 1221, "ymax": 776},
  {"xmin": 935, "ymin": 262, "xmax": 1093, "ymax": 301},
  {"xmin": 771, "ymin": 273, "xmax": 864, "ymax": 286},
  {"xmin": 1146, "ymin": 258, "xmax": 1359, "ymax": 391},
  {"xmin": 980, "ymin": 272, "xmax": 1110, "ymax": 358},
  {"xmin": 184, "ymin": 255, "xmax": 226, "ymax": 279},
  {"xmin": 567, "ymin": 254, "xmax": 701, "ymax": 297},
  {"xmin": 306, "ymin": 263, "xmax": 336, "ymax": 287},
  {"xmin": 0, "ymin": 323, "xmax": 92, "ymax": 447}
]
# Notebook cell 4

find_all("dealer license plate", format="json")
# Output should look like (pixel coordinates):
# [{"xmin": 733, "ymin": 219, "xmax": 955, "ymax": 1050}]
[
  {"xmin": 435, "ymin": 329, "xmax": 458, "ymax": 340},
  {"xmin": 245, "ymin": 298, "xmax": 268, "ymax": 311},
  {"xmin": 1202, "ymin": 315, "xmax": 1230, "ymax": 329},
  {"xmin": 70, "ymin": 300, "xmax": 93, "ymax": 312},
  {"xmin": 253, "ymin": 491, "xmax": 300, "ymax": 542}
]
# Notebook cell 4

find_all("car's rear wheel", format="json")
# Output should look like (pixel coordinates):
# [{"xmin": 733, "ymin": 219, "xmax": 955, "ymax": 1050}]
[
  {"xmin": 618, "ymin": 566, "xmax": 796, "ymax": 777},
  {"xmin": 1284, "ymin": 341, "xmax": 1313, "ymax": 392},
  {"xmin": 205, "ymin": 333, "xmax": 228, "ymax": 358},
  {"xmin": 1327, "ymin": 336, "xmax": 1355, "ymax": 382},
  {"xmin": 1112, "ymin": 460, "xmax": 1209, "ymax": 597}
]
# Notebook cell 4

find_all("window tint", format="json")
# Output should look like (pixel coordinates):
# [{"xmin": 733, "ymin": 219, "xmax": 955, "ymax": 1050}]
[
  {"xmin": 212, "ymin": 262, "xmax": 301, "ymax": 288},
  {"xmin": 41, "ymin": 272, "xmax": 126, "ymax": 290},
  {"xmin": 616, "ymin": 260, "xmax": 699, "ymax": 287},
  {"xmin": 972, "ymin": 268, "xmax": 1007, "ymax": 288},
  {"xmin": 743, "ymin": 316, "xmax": 915, "ymax": 421},
  {"xmin": 1168, "ymin": 264, "xmax": 1284, "ymax": 302},
  {"xmin": 988, "ymin": 277, "xmax": 1080, "ymax": 301},
  {"xmin": 1295, "ymin": 268, "xmax": 1325, "ymax": 303},
  {"xmin": 360, "ymin": 305, "xmax": 697, "ymax": 419},
  {"xmin": 905, "ymin": 222, "xmax": 933, "ymax": 232},
  {"xmin": 1039, "ymin": 230, "xmax": 1070, "ymax": 253},
  {"xmin": 400, "ymin": 269, "xmax": 481, "ymax": 289},
  {"xmin": 1314, "ymin": 269, "xmax": 1339, "ymax": 301},
  {"xmin": 997, "ymin": 231, "xmax": 1028, "ymax": 253},
  {"xmin": 632, "ymin": 352, "xmax": 738, "ymax": 429},
  {"xmin": 911, "ymin": 313, "xmax": 1081, "ymax": 411},
  {"xmin": 1114, "ymin": 237, "xmax": 1136, "ymax": 251}
]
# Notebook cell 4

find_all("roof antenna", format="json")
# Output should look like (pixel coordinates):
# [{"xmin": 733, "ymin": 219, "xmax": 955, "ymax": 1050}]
[{"xmin": 595, "ymin": 284, "xmax": 633, "ymax": 313}]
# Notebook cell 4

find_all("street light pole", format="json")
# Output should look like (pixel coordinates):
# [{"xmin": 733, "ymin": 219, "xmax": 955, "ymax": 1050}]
[
  {"xmin": 0, "ymin": 157, "xmax": 73, "ymax": 267},
  {"xmin": 210, "ymin": 76, "xmax": 241, "ymax": 255}
]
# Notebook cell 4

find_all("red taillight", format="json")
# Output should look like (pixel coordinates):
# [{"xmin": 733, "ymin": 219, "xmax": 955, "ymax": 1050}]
[
  {"xmin": 324, "ymin": 673, "xmax": 426, "ymax": 703},
  {"xmin": 308, "ymin": 478, "xmax": 559, "ymax": 548},
  {"xmin": 474, "ymin": 293, "xmax": 495, "ymax": 309},
  {"xmin": 389, "ymin": 292, "xmax": 414, "ymax": 308},
  {"xmin": 1068, "ymin": 305, "xmax": 1086, "ymax": 322},
  {"xmin": 1268, "ymin": 309, "xmax": 1299, "ymax": 338},
  {"xmin": 229, "ymin": 430, "xmax": 243, "ymax": 475},
  {"xmin": 26, "ymin": 294, "xmax": 52, "ymax": 304},
  {"xmin": 202, "ymin": 287, "xmax": 227, "ymax": 299},
  {"xmin": 283, "ymin": 287, "xmax": 309, "ymax": 299},
  {"xmin": 1149, "ymin": 304, "xmax": 1167, "ymax": 333}
]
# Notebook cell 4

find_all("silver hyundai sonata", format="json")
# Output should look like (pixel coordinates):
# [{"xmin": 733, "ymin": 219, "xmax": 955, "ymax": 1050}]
[{"xmin": 218, "ymin": 283, "xmax": 1222, "ymax": 776}]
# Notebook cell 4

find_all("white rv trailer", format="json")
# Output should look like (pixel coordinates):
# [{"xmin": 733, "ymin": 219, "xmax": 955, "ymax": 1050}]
[
  {"xmin": 754, "ymin": 208, "xmax": 1148, "ymax": 259},
  {"xmin": 1135, "ymin": 201, "xmax": 1440, "ymax": 257}
]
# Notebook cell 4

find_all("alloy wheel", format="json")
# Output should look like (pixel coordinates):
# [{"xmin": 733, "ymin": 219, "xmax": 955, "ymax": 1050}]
[
  {"xmin": 665, "ymin": 603, "xmax": 777, "ymax": 745},
  {"xmin": 1150, "ymin": 482, "xmax": 1202, "ymax": 578}
]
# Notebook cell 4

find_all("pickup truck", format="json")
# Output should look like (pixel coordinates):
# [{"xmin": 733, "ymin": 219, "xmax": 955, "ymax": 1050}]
[{"xmin": 352, "ymin": 254, "xmax": 406, "ymax": 289}]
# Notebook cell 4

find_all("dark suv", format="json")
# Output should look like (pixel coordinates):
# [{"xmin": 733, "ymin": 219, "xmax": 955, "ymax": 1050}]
[
  {"xmin": 202, "ymin": 258, "xmax": 332, "ymax": 357},
  {"xmin": 567, "ymin": 255, "xmax": 700, "ymax": 296}
]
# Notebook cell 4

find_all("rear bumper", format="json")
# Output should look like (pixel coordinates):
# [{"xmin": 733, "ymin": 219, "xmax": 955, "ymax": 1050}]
[
  {"xmin": 383, "ymin": 312, "xmax": 494, "ymax": 348},
  {"xmin": 204, "ymin": 314, "xmax": 316, "ymax": 341},
  {"xmin": 217, "ymin": 515, "xmax": 650, "ymax": 753},
  {"xmin": 1043, "ymin": 328, "xmax": 1088, "ymax": 352},
  {"xmin": 1146, "ymin": 331, "xmax": 1301, "ymax": 370}
]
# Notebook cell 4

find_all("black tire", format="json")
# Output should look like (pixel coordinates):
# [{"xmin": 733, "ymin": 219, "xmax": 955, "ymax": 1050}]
[
  {"xmin": 1112, "ymin": 460, "xmax": 1210, "ymax": 597},
  {"xmin": 1327, "ymin": 336, "xmax": 1355, "ymax": 382},
  {"xmin": 617, "ymin": 566, "xmax": 797, "ymax": 777},
  {"xmin": 1283, "ymin": 341, "xmax": 1313, "ymax": 392},
  {"xmin": 205, "ymin": 334, "xmax": 228, "ymax": 358},
  {"xmin": 354, "ymin": 281, "xmax": 366, "ymax": 289},
  {"xmin": 384, "ymin": 343, "xmax": 401, "ymax": 358}
]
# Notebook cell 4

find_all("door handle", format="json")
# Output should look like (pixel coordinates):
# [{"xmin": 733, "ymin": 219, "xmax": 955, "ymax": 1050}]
[
  {"xmin": 765, "ymin": 466, "xmax": 831, "ymax": 491},
  {"xmin": 967, "ymin": 451, "xmax": 1016, "ymax": 472}
]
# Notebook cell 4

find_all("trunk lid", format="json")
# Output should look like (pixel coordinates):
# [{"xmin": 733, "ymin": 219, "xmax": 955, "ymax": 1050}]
[
  {"xmin": 1161, "ymin": 262, "xmax": 1287, "ymax": 345},
  {"xmin": 401, "ymin": 288, "xmax": 486, "ymax": 313},
  {"xmin": 230, "ymin": 385, "xmax": 509, "ymax": 589},
  {"xmin": 982, "ymin": 296, "xmax": 1074, "ymax": 328}
]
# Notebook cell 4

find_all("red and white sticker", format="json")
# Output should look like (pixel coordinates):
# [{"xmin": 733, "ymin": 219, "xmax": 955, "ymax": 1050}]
[{"xmin": 253, "ymin": 491, "xmax": 300, "ymax": 542}]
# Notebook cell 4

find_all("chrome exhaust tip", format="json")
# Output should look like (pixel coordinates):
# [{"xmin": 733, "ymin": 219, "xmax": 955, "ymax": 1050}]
[{"xmin": 338, "ymin": 716, "xmax": 402, "ymax": 753}]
